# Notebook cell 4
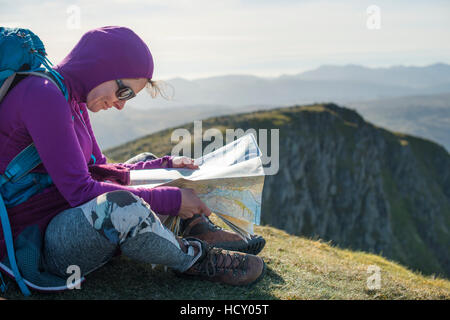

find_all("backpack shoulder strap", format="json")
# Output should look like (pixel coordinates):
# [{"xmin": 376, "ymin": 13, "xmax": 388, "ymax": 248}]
[
  {"xmin": 17, "ymin": 71, "xmax": 60, "ymax": 89},
  {"xmin": 1, "ymin": 143, "xmax": 42, "ymax": 185},
  {"xmin": 0, "ymin": 74, "xmax": 17, "ymax": 103},
  {"xmin": 0, "ymin": 70, "xmax": 69, "ymax": 105}
]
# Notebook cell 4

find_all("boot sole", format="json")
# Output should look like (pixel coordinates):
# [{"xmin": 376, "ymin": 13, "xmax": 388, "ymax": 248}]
[
  {"xmin": 214, "ymin": 236, "xmax": 266, "ymax": 255},
  {"xmin": 174, "ymin": 260, "xmax": 267, "ymax": 287}
]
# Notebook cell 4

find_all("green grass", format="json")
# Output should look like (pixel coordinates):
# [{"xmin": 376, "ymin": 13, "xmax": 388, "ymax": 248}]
[{"xmin": 2, "ymin": 219, "xmax": 449, "ymax": 300}]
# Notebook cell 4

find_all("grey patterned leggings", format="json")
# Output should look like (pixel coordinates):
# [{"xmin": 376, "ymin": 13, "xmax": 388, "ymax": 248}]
[{"xmin": 42, "ymin": 153, "xmax": 201, "ymax": 278}]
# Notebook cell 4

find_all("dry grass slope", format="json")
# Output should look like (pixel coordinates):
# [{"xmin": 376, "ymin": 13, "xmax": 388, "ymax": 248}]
[{"xmin": 2, "ymin": 218, "xmax": 449, "ymax": 300}]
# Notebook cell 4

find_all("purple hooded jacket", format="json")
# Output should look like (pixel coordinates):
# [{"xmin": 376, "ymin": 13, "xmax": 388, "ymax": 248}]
[{"xmin": 0, "ymin": 26, "xmax": 182, "ymax": 261}]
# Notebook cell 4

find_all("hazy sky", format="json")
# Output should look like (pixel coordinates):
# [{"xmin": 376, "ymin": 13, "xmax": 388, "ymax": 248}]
[{"xmin": 2, "ymin": 0, "xmax": 450, "ymax": 80}]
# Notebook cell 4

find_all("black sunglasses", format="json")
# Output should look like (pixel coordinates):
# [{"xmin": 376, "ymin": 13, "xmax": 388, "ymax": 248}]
[{"xmin": 115, "ymin": 79, "xmax": 136, "ymax": 101}]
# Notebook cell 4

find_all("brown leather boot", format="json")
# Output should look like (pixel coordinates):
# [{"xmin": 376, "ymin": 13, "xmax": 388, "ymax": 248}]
[
  {"xmin": 180, "ymin": 214, "xmax": 266, "ymax": 255},
  {"xmin": 179, "ymin": 238, "xmax": 266, "ymax": 286}
]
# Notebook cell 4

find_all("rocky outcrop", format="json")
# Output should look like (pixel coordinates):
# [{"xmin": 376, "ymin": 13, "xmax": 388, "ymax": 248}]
[{"xmin": 259, "ymin": 103, "xmax": 450, "ymax": 277}]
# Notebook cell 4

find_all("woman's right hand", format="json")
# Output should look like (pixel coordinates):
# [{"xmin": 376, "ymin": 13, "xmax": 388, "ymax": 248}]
[{"xmin": 178, "ymin": 188, "xmax": 212, "ymax": 219}]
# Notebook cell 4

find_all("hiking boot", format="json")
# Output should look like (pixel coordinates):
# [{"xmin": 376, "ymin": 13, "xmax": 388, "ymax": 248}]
[
  {"xmin": 180, "ymin": 238, "xmax": 266, "ymax": 286},
  {"xmin": 180, "ymin": 214, "xmax": 266, "ymax": 255}
]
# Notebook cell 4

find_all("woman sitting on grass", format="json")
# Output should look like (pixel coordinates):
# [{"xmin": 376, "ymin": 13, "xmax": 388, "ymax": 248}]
[{"xmin": 0, "ymin": 26, "xmax": 266, "ymax": 293}]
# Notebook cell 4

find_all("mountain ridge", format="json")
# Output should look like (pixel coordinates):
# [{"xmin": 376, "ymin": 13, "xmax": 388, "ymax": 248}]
[
  {"xmin": 124, "ymin": 62, "xmax": 450, "ymax": 111},
  {"xmin": 104, "ymin": 102, "xmax": 450, "ymax": 278}
]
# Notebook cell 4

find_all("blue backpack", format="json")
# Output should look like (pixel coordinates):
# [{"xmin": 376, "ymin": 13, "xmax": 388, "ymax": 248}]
[{"xmin": 0, "ymin": 27, "xmax": 70, "ymax": 296}]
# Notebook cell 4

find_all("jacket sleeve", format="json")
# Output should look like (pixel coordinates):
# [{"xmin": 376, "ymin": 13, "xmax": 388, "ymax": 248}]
[{"xmin": 20, "ymin": 81, "xmax": 180, "ymax": 215}]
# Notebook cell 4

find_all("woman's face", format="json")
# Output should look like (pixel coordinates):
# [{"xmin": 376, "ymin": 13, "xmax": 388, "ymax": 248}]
[{"xmin": 86, "ymin": 78, "xmax": 148, "ymax": 112}]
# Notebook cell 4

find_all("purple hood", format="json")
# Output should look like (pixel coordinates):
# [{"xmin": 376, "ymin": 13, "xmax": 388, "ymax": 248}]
[{"xmin": 54, "ymin": 26, "xmax": 154, "ymax": 103}]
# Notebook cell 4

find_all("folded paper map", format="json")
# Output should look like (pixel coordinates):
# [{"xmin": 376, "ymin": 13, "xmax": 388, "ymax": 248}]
[{"xmin": 129, "ymin": 133, "xmax": 265, "ymax": 240}]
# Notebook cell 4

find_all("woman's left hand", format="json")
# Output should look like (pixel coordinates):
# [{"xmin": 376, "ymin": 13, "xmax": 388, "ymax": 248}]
[{"xmin": 171, "ymin": 156, "xmax": 199, "ymax": 169}]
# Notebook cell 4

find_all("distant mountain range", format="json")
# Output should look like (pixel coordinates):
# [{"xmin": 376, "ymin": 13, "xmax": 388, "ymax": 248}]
[
  {"xmin": 90, "ymin": 63, "xmax": 450, "ymax": 150},
  {"xmin": 291, "ymin": 63, "xmax": 450, "ymax": 89},
  {"xmin": 126, "ymin": 62, "xmax": 450, "ymax": 109}
]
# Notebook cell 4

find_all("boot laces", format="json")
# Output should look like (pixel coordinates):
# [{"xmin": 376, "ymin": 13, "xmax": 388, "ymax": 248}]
[{"xmin": 201, "ymin": 247, "xmax": 248, "ymax": 277}]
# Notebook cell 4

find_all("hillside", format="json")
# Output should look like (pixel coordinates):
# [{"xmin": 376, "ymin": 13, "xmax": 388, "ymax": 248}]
[
  {"xmin": 104, "ymin": 103, "xmax": 450, "ymax": 279},
  {"xmin": 347, "ymin": 93, "xmax": 450, "ymax": 152},
  {"xmin": 2, "ymin": 221, "xmax": 449, "ymax": 299}
]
